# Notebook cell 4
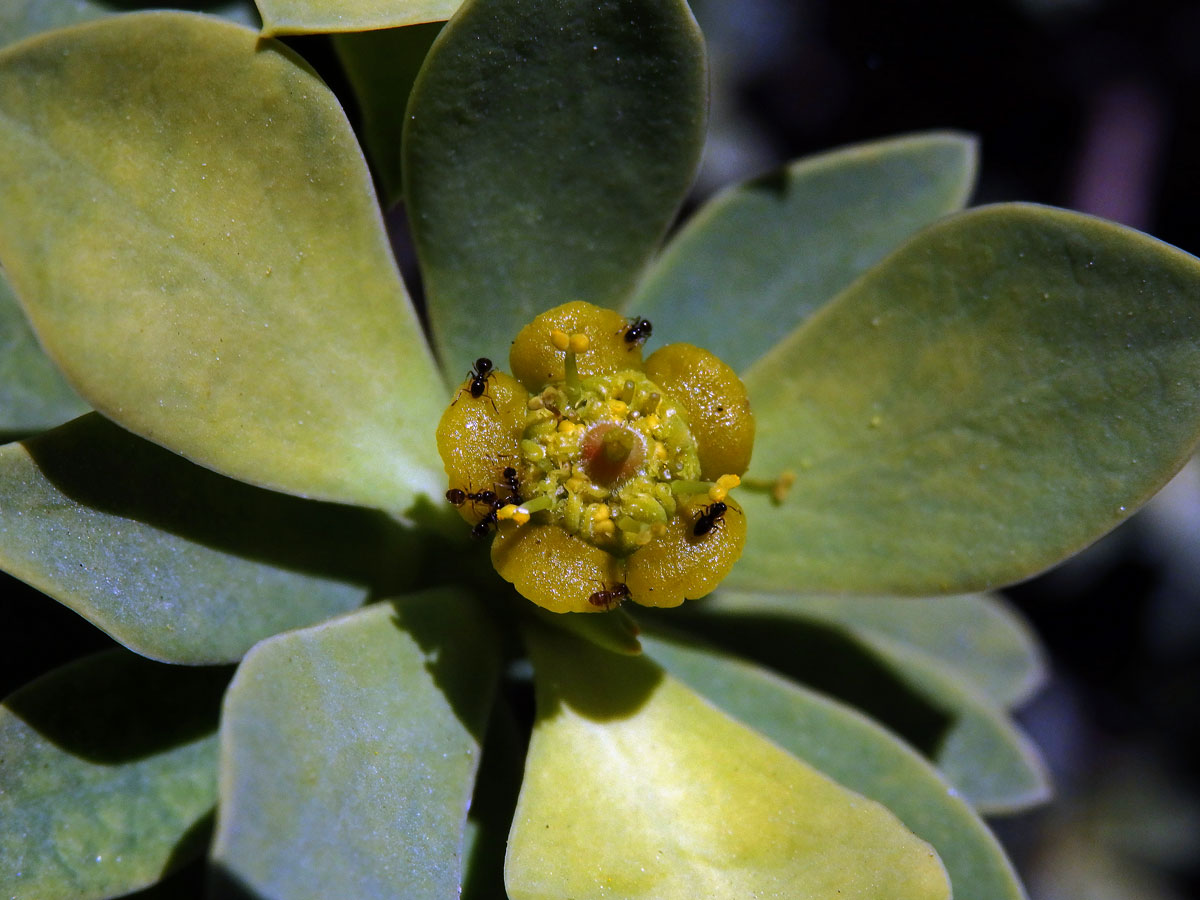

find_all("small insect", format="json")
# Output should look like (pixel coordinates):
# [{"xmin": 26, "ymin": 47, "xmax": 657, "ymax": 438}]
[
  {"xmin": 500, "ymin": 466, "xmax": 522, "ymax": 505},
  {"xmin": 692, "ymin": 501, "xmax": 728, "ymax": 537},
  {"xmin": 471, "ymin": 507, "xmax": 499, "ymax": 539},
  {"xmin": 621, "ymin": 316, "xmax": 653, "ymax": 347},
  {"xmin": 453, "ymin": 357, "xmax": 497, "ymax": 411},
  {"xmin": 588, "ymin": 581, "xmax": 631, "ymax": 609}
]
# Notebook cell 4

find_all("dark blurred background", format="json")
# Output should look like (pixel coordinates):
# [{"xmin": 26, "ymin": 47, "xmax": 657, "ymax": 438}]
[{"xmin": 686, "ymin": 0, "xmax": 1200, "ymax": 895}]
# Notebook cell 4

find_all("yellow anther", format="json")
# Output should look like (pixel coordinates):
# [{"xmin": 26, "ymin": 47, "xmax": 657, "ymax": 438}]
[
  {"xmin": 643, "ymin": 414, "xmax": 661, "ymax": 432},
  {"xmin": 496, "ymin": 503, "xmax": 531, "ymax": 525},
  {"xmin": 551, "ymin": 329, "xmax": 570, "ymax": 351},
  {"xmin": 653, "ymin": 441, "xmax": 667, "ymax": 461},
  {"xmin": 772, "ymin": 470, "xmax": 797, "ymax": 504},
  {"xmin": 607, "ymin": 399, "xmax": 629, "ymax": 418},
  {"xmin": 526, "ymin": 396, "xmax": 545, "ymax": 411},
  {"xmin": 710, "ymin": 473, "xmax": 741, "ymax": 502},
  {"xmin": 557, "ymin": 419, "xmax": 578, "ymax": 434},
  {"xmin": 593, "ymin": 519, "xmax": 615, "ymax": 538},
  {"xmin": 590, "ymin": 503, "xmax": 611, "ymax": 522},
  {"xmin": 564, "ymin": 475, "xmax": 587, "ymax": 494},
  {"xmin": 569, "ymin": 332, "xmax": 590, "ymax": 353}
]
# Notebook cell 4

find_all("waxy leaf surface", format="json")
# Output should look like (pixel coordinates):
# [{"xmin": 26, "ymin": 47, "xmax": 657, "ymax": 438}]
[
  {"xmin": 0, "ymin": 0, "xmax": 257, "ymax": 49},
  {"xmin": 0, "ymin": 268, "xmax": 87, "ymax": 435},
  {"xmin": 507, "ymin": 623, "xmax": 950, "ymax": 900},
  {"xmin": 0, "ymin": 650, "xmax": 225, "ymax": 900},
  {"xmin": 740, "ymin": 204, "xmax": 1200, "ymax": 594},
  {"xmin": 405, "ymin": 0, "xmax": 708, "ymax": 378},
  {"xmin": 257, "ymin": 0, "xmax": 458, "ymax": 35},
  {"xmin": 0, "ymin": 13, "xmax": 445, "ymax": 512},
  {"xmin": 212, "ymin": 594, "xmax": 499, "ymax": 900},
  {"xmin": 631, "ymin": 132, "xmax": 977, "ymax": 372},
  {"xmin": 690, "ymin": 591, "xmax": 1044, "ymax": 708},
  {"xmin": 644, "ymin": 634, "xmax": 1027, "ymax": 900},
  {"xmin": 0, "ymin": 415, "xmax": 401, "ymax": 664},
  {"xmin": 333, "ymin": 22, "xmax": 443, "ymax": 206},
  {"xmin": 668, "ymin": 589, "xmax": 1051, "ymax": 812}
]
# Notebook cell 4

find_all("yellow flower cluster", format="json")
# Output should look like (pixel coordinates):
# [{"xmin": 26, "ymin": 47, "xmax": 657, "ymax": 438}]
[{"xmin": 437, "ymin": 301, "xmax": 755, "ymax": 613}]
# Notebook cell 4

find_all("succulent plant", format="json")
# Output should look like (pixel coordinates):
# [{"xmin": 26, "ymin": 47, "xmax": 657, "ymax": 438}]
[{"xmin": 3, "ymin": 1, "xmax": 1200, "ymax": 899}]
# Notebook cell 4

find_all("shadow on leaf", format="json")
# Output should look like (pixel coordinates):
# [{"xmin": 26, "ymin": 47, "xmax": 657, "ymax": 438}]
[
  {"xmin": 651, "ymin": 606, "xmax": 956, "ymax": 758},
  {"xmin": 23, "ymin": 414, "xmax": 416, "ymax": 593},
  {"xmin": 4, "ymin": 647, "xmax": 230, "ymax": 763}
]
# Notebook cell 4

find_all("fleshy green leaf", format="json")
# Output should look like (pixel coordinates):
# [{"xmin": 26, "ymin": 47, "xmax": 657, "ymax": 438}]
[
  {"xmin": 0, "ymin": 266, "xmax": 88, "ymax": 436},
  {"xmin": 739, "ymin": 203, "xmax": 1200, "ymax": 594},
  {"xmin": 0, "ymin": 0, "xmax": 258, "ymax": 49},
  {"xmin": 643, "ymin": 633, "xmax": 1028, "ymax": 900},
  {"xmin": 1, "ymin": 650, "xmax": 225, "ymax": 900},
  {"xmin": 332, "ymin": 22, "xmax": 443, "ymax": 207},
  {"xmin": 629, "ymin": 132, "xmax": 977, "ymax": 372},
  {"xmin": 405, "ymin": 0, "xmax": 708, "ymax": 379},
  {"xmin": 663, "ymin": 591, "xmax": 1051, "ymax": 813},
  {"xmin": 0, "ymin": 12, "xmax": 446, "ymax": 512},
  {"xmin": 211, "ymin": 593, "xmax": 500, "ymax": 900},
  {"xmin": 0, "ymin": 415, "xmax": 411, "ymax": 664},
  {"xmin": 507, "ymin": 622, "xmax": 951, "ymax": 900},
  {"xmin": 874, "ymin": 636, "xmax": 1051, "ymax": 814},
  {"xmin": 257, "ymin": 0, "xmax": 459, "ymax": 35},
  {"xmin": 689, "ymin": 591, "xmax": 1044, "ymax": 708}
]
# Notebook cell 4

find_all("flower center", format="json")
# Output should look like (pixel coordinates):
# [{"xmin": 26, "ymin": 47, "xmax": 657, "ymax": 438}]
[{"xmin": 516, "ymin": 368, "xmax": 701, "ymax": 554}]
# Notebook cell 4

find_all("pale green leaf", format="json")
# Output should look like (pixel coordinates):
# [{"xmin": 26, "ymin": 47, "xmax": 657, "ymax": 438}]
[
  {"xmin": 0, "ymin": 0, "xmax": 258, "ymax": 49},
  {"xmin": 332, "ymin": 22, "xmax": 443, "ymax": 207},
  {"xmin": 0, "ymin": 266, "xmax": 88, "ymax": 436},
  {"xmin": 691, "ymin": 591, "xmax": 1045, "ymax": 708},
  {"xmin": 0, "ymin": 415, "xmax": 409, "ymax": 664},
  {"xmin": 629, "ymin": 132, "xmax": 977, "ymax": 372},
  {"xmin": 664, "ymin": 590, "xmax": 1052, "ymax": 813},
  {"xmin": 0, "ymin": 13, "xmax": 446, "ymax": 513},
  {"xmin": 258, "ymin": 0, "xmax": 458, "ymax": 35},
  {"xmin": 507, "ymin": 622, "xmax": 951, "ymax": 900},
  {"xmin": 739, "ymin": 204, "xmax": 1200, "ymax": 594},
  {"xmin": 405, "ymin": 0, "xmax": 708, "ymax": 379},
  {"xmin": 644, "ymin": 633, "xmax": 1027, "ymax": 900},
  {"xmin": 0, "ymin": 650, "xmax": 224, "ymax": 900},
  {"xmin": 211, "ymin": 593, "xmax": 500, "ymax": 900}
]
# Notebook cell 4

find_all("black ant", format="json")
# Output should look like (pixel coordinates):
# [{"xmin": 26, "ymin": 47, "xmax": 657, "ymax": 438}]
[
  {"xmin": 470, "ymin": 507, "xmax": 499, "ymax": 539},
  {"xmin": 445, "ymin": 482, "xmax": 497, "ymax": 509},
  {"xmin": 452, "ymin": 357, "xmax": 497, "ymax": 411},
  {"xmin": 588, "ymin": 581, "xmax": 631, "ymax": 609},
  {"xmin": 621, "ymin": 317, "xmax": 652, "ymax": 347},
  {"xmin": 499, "ymin": 466, "xmax": 522, "ymax": 506},
  {"xmin": 692, "ymin": 501, "xmax": 728, "ymax": 537}
]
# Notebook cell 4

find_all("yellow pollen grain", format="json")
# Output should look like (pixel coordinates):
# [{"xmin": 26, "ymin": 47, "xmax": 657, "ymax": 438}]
[
  {"xmin": 717, "ymin": 474, "xmax": 741, "ymax": 491},
  {"xmin": 569, "ymin": 333, "xmax": 590, "ymax": 353},
  {"xmin": 708, "ymin": 485, "xmax": 727, "ymax": 502},
  {"xmin": 496, "ymin": 504, "xmax": 531, "ymax": 525},
  {"xmin": 551, "ymin": 329, "xmax": 570, "ymax": 351}
]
